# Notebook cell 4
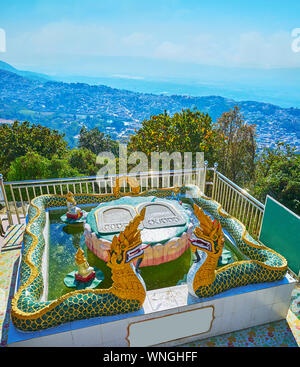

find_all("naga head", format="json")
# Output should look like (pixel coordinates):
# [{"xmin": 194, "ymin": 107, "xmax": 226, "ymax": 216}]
[
  {"xmin": 191, "ymin": 204, "xmax": 224, "ymax": 259},
  {"xmin": 108, "ymin": 207, "xmax": 146, "ymax": 268}
]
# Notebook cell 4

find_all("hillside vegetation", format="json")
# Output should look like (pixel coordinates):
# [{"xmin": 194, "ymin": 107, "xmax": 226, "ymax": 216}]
[{"xmin": 0, "ymin": 68, "xmax": 299, "ymax": 149}]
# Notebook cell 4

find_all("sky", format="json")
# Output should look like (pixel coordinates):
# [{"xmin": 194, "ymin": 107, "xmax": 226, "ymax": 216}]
[{"xmin": 0, "ymin": 0, "xmax": 300, "ymax": 78}]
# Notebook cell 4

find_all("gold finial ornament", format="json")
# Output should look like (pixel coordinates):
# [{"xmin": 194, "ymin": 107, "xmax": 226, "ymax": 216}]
[
  {"xmin": 113, "ymin": 178, "xmax": 121, "ymax": 197},
  {"xmin": 113, "ymin": 176, "xmax": 140, "ymax": 197},
  {"xmin": 66, "ymin": 191, "xmax": 76, "ymax": 204},
  {"xmin": 173, "ymin": 186, "xmax": 180, "ymax": 194},
  {"xmin": 75, "ymin": 247, "xmax": 95, "ymax": 280}
]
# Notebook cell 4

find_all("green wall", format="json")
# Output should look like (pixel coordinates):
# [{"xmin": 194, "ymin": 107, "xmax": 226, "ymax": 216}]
[{"xmin": 259, "ymin": 195, "xmax": 300, "ymax": 276}]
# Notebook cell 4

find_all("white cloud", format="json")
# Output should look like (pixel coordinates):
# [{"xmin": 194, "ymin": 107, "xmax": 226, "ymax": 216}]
[
  {"xmin": 153, "ymin": 31, "xmax": 300, "ymax": 68},
  {"xmin": 10, "ymin": 21, "xmax": 118, "ymax": 56},
  {"xmin": 229, "ymin": 31, "xmax": 299, "ymax": 68},
  {"xmin": 112, "ymin": 74, "xmax": 144, "ymax": 79},
  {"xmin": 121, "ymin": 32, "xmax": 153, "ymax": 47},
  {"xmin": 6, "ymin": 21, "xmax": 300, "ymax": 69},
  {"xmin": 154, "ymin": 41, "xmax": 186, "ymax": 60}
]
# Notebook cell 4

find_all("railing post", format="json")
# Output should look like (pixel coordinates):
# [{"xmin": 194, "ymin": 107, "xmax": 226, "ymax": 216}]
[
  {"xmin": 0, "ymin": 174, "xmax": 13, "ymax": 226},
  {"xmin": 201, "ymin": 161, "xmax": 208, "ymax": 194},
  {"xmin": 9, "ymin": 183, "xmax": 20, "ymax": 224},
  {"xmin": 0, "ymin": 215, "xmax": 4, "ymax": 236},
  {"xmin": 211, "ymin": 163, "xmax": 218, "ymax": 200}
]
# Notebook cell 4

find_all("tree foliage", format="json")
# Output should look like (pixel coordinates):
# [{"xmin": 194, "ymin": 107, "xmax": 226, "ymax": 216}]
[
  {"xmin": 251, "ymin": 142, "xmax": 300, "ymax": 215},
  {"xmin": 67, "ymin": 148, "xmax": 98, "ymax": 176},
  {"xmin": 78, "ymin": 126, "xmax": 118, "ymax": 156},
  {"xmin": 0, "ymin": 121, "xmax": 67, "ymax": 179},
  {"xmin": 7, "ymin": 151, "xmax": 81, "ymax": 181},
  {"xmin": 128, "ymin": 108, "xmax": 221, "ymax": 166},
  {"xmin": 1, "ymin": 122, "xmax": 107, "ymax": 180},
  {"xmin": 214, "ymin": 106, "xmax": 256, "ymax": 186},
  {"xmin": 1, "ymin": 111, "xmax": 299, "ymax": 216},
  {"xmin": 7, "ymin": 151, "xmax": 50, "ymax": 181}
]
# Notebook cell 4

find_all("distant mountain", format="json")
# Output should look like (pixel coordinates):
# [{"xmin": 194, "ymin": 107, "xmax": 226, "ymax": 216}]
[
  {"xmin": 0, "ymin": 60, "xmax": 52, "ymax": 82},
  {"xmin": 57, "ymin": 73, "xmax": 300, "ymax": 109},
  {"xmin": 0, "ymin": 66, "xmax": 299, "ymax": 150}
]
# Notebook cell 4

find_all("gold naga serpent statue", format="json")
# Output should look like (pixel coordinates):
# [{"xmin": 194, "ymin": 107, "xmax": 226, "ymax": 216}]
[
  {"xmin": 187, "ymin": 200, "xmax": 287, "ymax": 298},
  {"xmin": 11, "ymin": 186, "xmax": 288, "ymax": 331},
  {"xmin": 11, "ymin": 193, "xmax": 148, "ymax": 331}
]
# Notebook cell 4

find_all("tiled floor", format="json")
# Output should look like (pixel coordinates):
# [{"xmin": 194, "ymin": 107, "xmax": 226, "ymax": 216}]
[
  {"xmin": 0, "ymin": 215, "xmax": 26, "ymax": 248},
  {"xmin": 0, "ymin": 248, "xmax": 21, "ymax": 346},
  {"xmin": 179, "ymin": 287, "xmax": 300, "ymax": 347},
  {"xmin": 180, "ymin": 318, "xmax": 298, "ymax": 347},
  {"xmin": 0, "ymin": 215, "xmax": 26, "ymax": 346}
]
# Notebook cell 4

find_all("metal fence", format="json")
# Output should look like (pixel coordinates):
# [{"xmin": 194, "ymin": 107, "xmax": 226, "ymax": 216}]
[
  {"xmin": 0, "ymin": 164, "xmax": 265, "ymax": 240},
  {"xmin": 211, "ymin": 166, "xmax": 264, "ymax": 239},
  {"xmin": 0, "ymin": 166, "xmax": 208, "ymax": 226},
  {"xmin": 0, "ymin": 215, "xmax": 4, "ymax": 236}
]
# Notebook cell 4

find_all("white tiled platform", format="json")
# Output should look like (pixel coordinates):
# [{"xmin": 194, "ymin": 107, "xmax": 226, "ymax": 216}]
[{"xmin": 7, "ymin": 272, "xmax": 297, "ymax": 347}]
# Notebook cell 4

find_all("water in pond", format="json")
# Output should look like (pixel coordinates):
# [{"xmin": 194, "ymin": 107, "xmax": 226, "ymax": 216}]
[{"xmin": 47, "ymin": 202, "xmax": 242, "ymax": 301}]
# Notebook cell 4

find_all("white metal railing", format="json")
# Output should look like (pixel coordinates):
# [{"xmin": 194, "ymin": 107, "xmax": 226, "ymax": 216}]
[
  {"xmin": 211, "ymin": 165, "xmax": 265, "ymax": 239},
  {"xmin": 0, "ymin": 166, "xmax": 209, "ymax": 226},
  {"xmin": 0, "ymin": 164, "xmax": 265, "ymax": 239},
  {"xmin": 0, "ymin": 215, "xmax": 4, "ymax": 237}
]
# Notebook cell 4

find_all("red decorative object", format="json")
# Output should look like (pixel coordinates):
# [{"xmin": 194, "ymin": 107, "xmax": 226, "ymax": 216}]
[
  {"xmin": 66, "ymin": 211, "xmax": 83, "ymax": 220},
  {"xmin": 75, "ymin": 271, "xmax": 96, "ymax": 283}
]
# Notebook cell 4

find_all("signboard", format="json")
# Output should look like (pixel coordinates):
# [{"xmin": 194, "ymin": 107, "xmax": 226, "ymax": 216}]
[
  {"xmin": 259, "ymin": 195, "xmax": 300, "ymax": 276},
  {"xmin": 126, "ymin": 306, "xmax": 214, "ymax": 347}
]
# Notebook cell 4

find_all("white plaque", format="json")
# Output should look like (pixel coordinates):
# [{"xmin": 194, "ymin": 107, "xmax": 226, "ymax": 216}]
[
  {"xmin": 95, "ymin": 205, "xmax": 138, "ymax": 234},
  {"xmin": 126, "ymin": 306, "xmax": 214, "ymax": 347},
  {"xmin": 137, "ymin": 201, "xmax": 186, "ymax": 229}
]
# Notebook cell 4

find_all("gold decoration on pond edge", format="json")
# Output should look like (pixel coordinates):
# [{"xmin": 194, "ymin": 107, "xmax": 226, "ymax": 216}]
[
  {"xmin": 113, "ymin": 176, "xmax": 140, "ymax": 197},
  {"xmin": 75, "ymin": 248, "xmax": 94, "ymax": 279}
]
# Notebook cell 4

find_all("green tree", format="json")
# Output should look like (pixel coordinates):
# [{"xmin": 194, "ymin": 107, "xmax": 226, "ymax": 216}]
[
  {"xmin": 67, "ymin": 148, "xmax": 98, "ymax": 176},
  {"xmin": 214, "ymin": 106, "xmax": 256, "ymax": 186},
  {"xmin": 47, "ymin": 155, "xmax": 81, "ymax": 179},
  {"xmin": 7, "ymin": 151, "xmax": 51, "ymax": 181},
  {"xmin": 251, "ymin": 142, "xmax": 300, "ymax": 215},
  {"xmin": 128, "ymin": 108, "xmax": 221, "ymax": 166},
  {"xmin": 7, "ymin": 151, "xmax": 80, "ymax": 181},
  {"xmin": 0, "ymin": 121, "xmax": 68, "ymax": 179},
  {"xmin": 78, "ymin": 127, "xmax": 119, "ymax": 156}
]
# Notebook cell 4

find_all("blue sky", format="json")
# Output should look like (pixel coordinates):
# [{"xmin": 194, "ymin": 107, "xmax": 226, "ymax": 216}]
[{"xmin": 1, "ymin": 0, "xmax": 300, "ymax": 76}]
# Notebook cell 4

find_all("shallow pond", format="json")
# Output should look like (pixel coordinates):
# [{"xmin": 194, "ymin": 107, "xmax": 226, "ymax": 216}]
[{"xmin": 47, "ymin": 202, "xmax": 242, "ymax": 301}]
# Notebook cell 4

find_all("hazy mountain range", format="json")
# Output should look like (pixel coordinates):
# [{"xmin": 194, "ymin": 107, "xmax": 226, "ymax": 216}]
[{"xmin": 0, "ymin": 60, "xmax": 299, "ymax": 150}]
